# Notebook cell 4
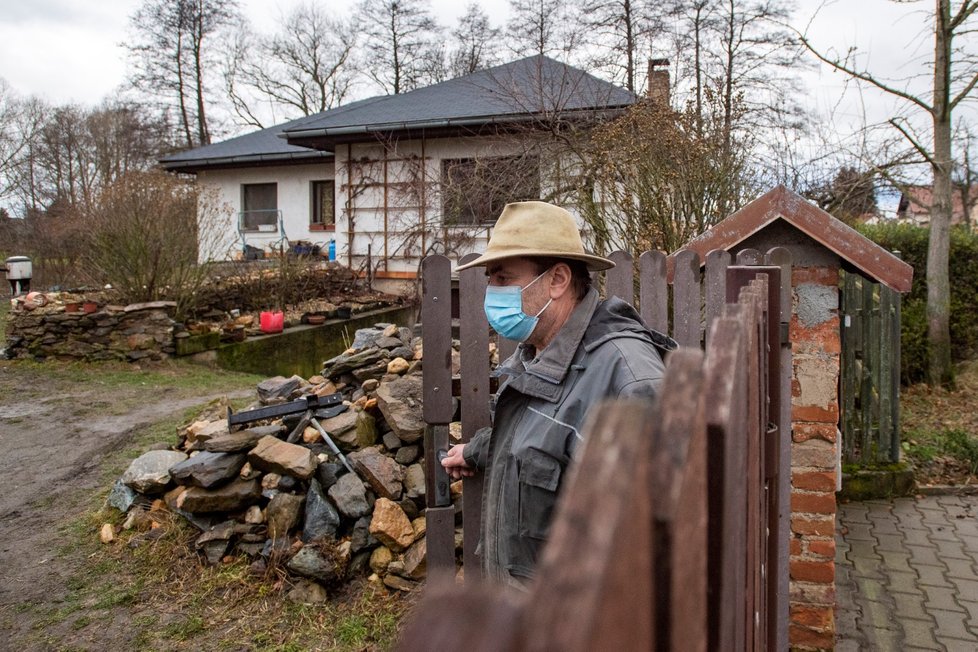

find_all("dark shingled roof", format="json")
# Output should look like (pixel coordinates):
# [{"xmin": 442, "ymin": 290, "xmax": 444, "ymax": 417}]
[
  {"xmin": 283, "ymin": 55, "xmax": 637, "ymax": 147},
  {"xmin": 159, "ymin": 114, "xmax": 334, "ymax": 172},
  {"xmin": 160, "ymin": 55, "xmax": 635, "ymax": 171}
]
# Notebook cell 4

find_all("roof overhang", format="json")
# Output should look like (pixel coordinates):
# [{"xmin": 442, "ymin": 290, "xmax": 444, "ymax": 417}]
[{"xmin": 159, "ymin": 151, "xmax": 332, "ymax": 173}]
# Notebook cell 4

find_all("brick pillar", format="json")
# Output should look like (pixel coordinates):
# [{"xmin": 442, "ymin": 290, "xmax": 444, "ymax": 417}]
[{"xmin": 788, "ymin": 267, "xmax": 840, "ymax": 650}]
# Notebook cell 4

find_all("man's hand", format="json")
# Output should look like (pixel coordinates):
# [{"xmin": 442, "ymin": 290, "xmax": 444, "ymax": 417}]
[{"xmin": 441, "ymin": 444, "xmax": 475, "ymax": 480}]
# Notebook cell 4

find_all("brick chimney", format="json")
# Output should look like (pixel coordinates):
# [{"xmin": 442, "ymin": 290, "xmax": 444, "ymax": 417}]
[{"xmin": 647, "ymin": 58, "xmax": 670, "ymax": 107}]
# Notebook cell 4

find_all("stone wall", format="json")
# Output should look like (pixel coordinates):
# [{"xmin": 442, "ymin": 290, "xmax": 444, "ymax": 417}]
[
  {"xmin": 4, "ymin": 301, "xmax": 177, "ymax": 362},
  {"xmin": 788, "ymin": 265, "xmax": 841, "ymax": 650}
]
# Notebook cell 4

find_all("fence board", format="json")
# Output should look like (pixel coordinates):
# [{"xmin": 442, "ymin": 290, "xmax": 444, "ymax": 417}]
[
  {"xmin": 459, "ymin": 254, "xmax": 490, "ymax": 577},
  {"xmin": 704, "ymin": 250, "xmax": 731, "ymax": 347},
  {"xmin": 639, "ymin": 251, "xmax": 668, "ymax": 332},
  {"xmin": 673, "ymin": 250, "xmax": 701, "ymax": 347},
  {"xmin": 606, "ymin": 251, "xmax": 634, "ymax": 304},
  {"xmin": 735, "ymin": 248, "xmax": 763, "ymax": 265}
]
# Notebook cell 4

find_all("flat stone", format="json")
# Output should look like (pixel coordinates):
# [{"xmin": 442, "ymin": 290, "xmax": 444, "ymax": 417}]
[
  {"xmin": 257, "ymin": 375, "xmax": 303, "ymax": 403},
  {"xmin": 328, "ymin": 473, "xmax": 370, "ymax": 519},
  {"xmin": 395, "ymin": 445, "xmax": 419, "ymax": 465},
  {"xmin": 401, "ymin": 538, "xmax": 427, "ymax": 580},
  {"xmin": 352, "ymin": 361, "xmax": 389, "ymax": 383},
  {"xmin": 319, "ymin": 410, "xmax": 359, "ymax": 450},
  {"xmin": 287, "ymin": 545, "xmax": 343, "ymax": 584},
  {"xmin": 382, "ymin": 431, "xmax": 402, "ymax": 451},
  {"xmin": 382, "ymin": 574, "xmax": 419, "ymax": 592},
  {"xmin": 374, "ymin": 336, "xmax": 404, "ymax": 350},
  {"xmin": 369, "ymin": 498, "xmax": 415, "ymax": 552},
  {"xmin": 375, "ymin": 375, "xmax": 425, "ymax": 443},
  {"xmin": 352, "ymin": 328, "xmax": 385, "ymax": 350},
  {"xmin": 316, "ymin": 463, "xmax": 341, "ymax": 492},
  {"xmin": 348, "ymin": 447, "xmax": 404, "ymax": 500},
  {"xmin": 351, "ymin": 515, "xmax": 378, "ymax": 553},
  {"xmin": 203, "ymin": 426, "xmax": 282, "ymax": 453},
  {"xmin": 304, "ymin": 479, "xmax": 341, "ymax": 542},
  {"xmin": 266, "ymin": 493, "xmax": 305, "ymax": 539},
  {"xmin": 107, "ymin": 479, "xmax": 138, "ymax": 512},
  {"xmin": 248, "ymin": 435, "xmax": 317, "ymax": 479},
  {"xmin": 404, "ymin": 463, "xmax": 425, "ymax": 500},
  {"xmin": 170, "ymin": 451, "xmax": 247, "ymax": 489},
  {"xmin": 122, "ymin": 450, "xmax": 188, "ymax": 494},
  {"xmin": 323, "ymin": 348, "xmax": 387, "ymax": 378},
  {"xmin": 287, "ymin": 579, "xmax": 329, "ymax": 604},
  {"xmin": 177, "ymin": 479, "xmax": 261, "ymax": 513}
]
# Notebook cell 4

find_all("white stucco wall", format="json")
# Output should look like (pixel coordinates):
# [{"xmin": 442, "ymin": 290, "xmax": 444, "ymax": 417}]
[{"xmin": 196, "ymin": 162, "xmax": 334, "ymax": 262}]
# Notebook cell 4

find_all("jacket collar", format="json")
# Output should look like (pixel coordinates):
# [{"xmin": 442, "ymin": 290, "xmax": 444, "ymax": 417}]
[{"xmin": 498, "ymin": 288, "xmax": 600, "ymax": 401}]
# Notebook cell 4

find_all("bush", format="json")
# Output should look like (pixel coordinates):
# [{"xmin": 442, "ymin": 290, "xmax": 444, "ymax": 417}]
[
  {"xmin": 83, "ymin": 171, "xmax": 232, "ymax": 320},
  {"xmin": 858, "ymin": 223, "xmax": 978, "ymax": 383}
]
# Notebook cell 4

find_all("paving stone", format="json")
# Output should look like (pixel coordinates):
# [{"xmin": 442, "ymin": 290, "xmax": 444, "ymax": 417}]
[
  {"xmin": 931, "ymin": 609, "xmax": 976, "ymax": 642},
  {"xmin": 851, "ymin": 556, "xmax": 886, "ymax": 579},
  {"xmin": 947, "ymin": 576, "xmax": 978, "ymax": 599},
  {"xmin": 843, "ymin": 522, "xmax": 875, "ymax": 541},
  {"xmin": 854, "ymin": 577, "xmax": 892, "ymax": 603},
  {"xmin": 901, "ymin": 528, "xmax": 936, "ymax": 547},
  {"xmin": 863, "ymin": 624, "xmax": 904, "ymax": 650},
  {"xmin": 900, "ymin": 617, "xmax": 940, "ymax": 650},
  {"xmin": 923, "ymin": 585, "xmax": 967, "ymax": 613},
  {"xmin": 879, "ymin": 549, "xmax": 915, "ymax": 572},
  {"xmin": 934, "ymin": 539, "xmax": 970, "ymax": 560},
  {"xmin": 907, "ymin": 544, "xmax": 947, "ymax": 568},
  {"xmin": 847, "ymin": 538, "xmax": 882, "ymax": 560},
  {"xmin": 936, "ymin": 636, "xmax": 978, "ymax": 651},
  {"xmin": 928, "ymin": 522, "xmax": 963, "ymax": 541},
  {"xmin": 875, "ymin": 531, "xmax": 911, "ymax": 552},
  {"xmin": 887, "ymin": 570, "xmax": 925, "ymax": 595},
  {"xmin": 868, "ymin": 517, "xmax": 901, "ymax": 535},
  {"xmin": 834, "ymin": 637, "xmax": 860, "ymax": 651},
  {"xmin": 841, "ymin": 504, "xmax": 871, "ymax": 523},
  {"xmin": 916, "ymin": 563, "xmax": 953, "ymax": 587},
  {"xmin": 893, "ymin": 593, "xmax": 933, "ymax": 620}
]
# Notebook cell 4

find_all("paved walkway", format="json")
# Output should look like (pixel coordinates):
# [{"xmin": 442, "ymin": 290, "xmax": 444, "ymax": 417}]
[{"xmin": 836, "ymin": 494, "xmax": 978, "ymax": 650}]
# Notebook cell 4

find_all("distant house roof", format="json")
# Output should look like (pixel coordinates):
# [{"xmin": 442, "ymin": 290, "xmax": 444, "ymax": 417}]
[
  {"xmin": 677, "ymin": 185, "xmax": 914, "ymax": 293},
  {"xmin": 282, "ymin": 55, "xmax": 637, "ymax": 150},
  {"xmin": 159, "ymin": 115, "xmax": 333, "ymax": 173},
  {"xmin": 897, "ymin": 185, "xmax": 976, "ymax": 226}
]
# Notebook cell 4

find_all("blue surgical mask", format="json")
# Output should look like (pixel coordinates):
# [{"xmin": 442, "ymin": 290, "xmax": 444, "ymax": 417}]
[{"xmin": 484, "ymin": 269, "xmax": 553, "ymax": 342}]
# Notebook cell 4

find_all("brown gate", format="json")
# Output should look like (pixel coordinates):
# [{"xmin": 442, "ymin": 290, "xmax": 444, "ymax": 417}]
[{"xmin": 410, "ymin": 247, "xmax": 791, "ymax": 650}]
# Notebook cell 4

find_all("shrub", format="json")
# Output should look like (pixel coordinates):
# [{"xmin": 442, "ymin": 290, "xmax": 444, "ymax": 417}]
[{"xmin": 858, "ymin": 223, "xmax": 978, "ymax": 383}]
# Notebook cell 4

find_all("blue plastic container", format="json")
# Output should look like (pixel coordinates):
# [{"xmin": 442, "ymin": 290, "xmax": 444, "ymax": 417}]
[{"xmin": 328, "ymin": 240, "xmax": 336, "ymax": 261}]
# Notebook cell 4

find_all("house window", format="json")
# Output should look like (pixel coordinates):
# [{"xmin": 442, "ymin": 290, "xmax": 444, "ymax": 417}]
[
  {"xmin": 240, "ymin": 183, "xmax": 278, "ymax": 231},
  {"xmin": 311, "ymin": 180, "xmax": 335, "ymax": 230},
  {"xmin": 441, "ymin": 156, "xmax": 540, "ymax": 225}
]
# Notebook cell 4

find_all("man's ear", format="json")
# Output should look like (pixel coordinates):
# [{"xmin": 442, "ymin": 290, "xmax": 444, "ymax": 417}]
[{"xmin": 549, "ymin": 262, "xmax": 573, "ymax": 299}]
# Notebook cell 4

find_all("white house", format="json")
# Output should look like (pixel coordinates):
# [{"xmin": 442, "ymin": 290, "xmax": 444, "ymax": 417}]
[{"xmin": 161, "ymin": 56, "xmax": 638, "ymax": 294}]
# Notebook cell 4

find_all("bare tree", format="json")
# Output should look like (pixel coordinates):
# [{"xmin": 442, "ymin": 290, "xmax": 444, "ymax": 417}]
[
  {"xmin": 578, "ymin": 0, "xmax": 659, "ymax": 93},
  {"xmin": 224, "ymin": 3, "xmax": 357, "ymax": 128},
  {"xmin": 448, "ymin": 3, "xmax": 503, "ymax": 78},
  {"xmin": 505, "ymin": 0, "xmax": 581, "ymax": 60},
  {"xmin": 358, "ymin": 0, "xmax": 444, "ymax": 94},
  {"xmin": 798, "ymin": 0, "xmax": 978, "ymax": 387},
  {"xmin": 127, "ymin": 0, "xmax": 239, "ymax": 148}
]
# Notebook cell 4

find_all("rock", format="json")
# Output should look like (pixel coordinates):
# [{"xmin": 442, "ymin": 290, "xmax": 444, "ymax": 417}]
[
  {"xmin": 196, "ymin": 521, "xmax": 235, "ymax": 565},
  {"xmin": 403, "ymin": 463, "xmax": 426, "ymax": 500},
  {"xmin": 361, "ymin": 379, "xmax": 380, "ymax": 392},
  {"xmin": 203, "ymin": 427, "xmax": 280, "ymax": 453},
  {"xmin": 267, "ymin": 493, "xmax": 305, "ymax": 539},
  {"xmin": 244, "ymin": 505, "xmax": 264, "ymax": 524},
  {"xmin": 287, "ymin": 545, "xmax": 343, "ymax": 583},
  {"xmin": 375, "ymin": 336, "xmax": 404, "ymax": 350},
  {"xmin": 402, "ymin": 538, "xmax": 427, "ymax": 580},
  {"xmin": 400, "ymin": 497, "xmax": 419, "ymax": 521},
  {"xmin": 302, "ymin": 426, "xmax": 320, "ymax": 444},
  {"xmin": 383, "ymin": 574, "xmax": 419, "ymax": 592},
  {"xmin": 106, "ymin": 479, "xmax": 138, "ymax": 512},
  {"xmin": 387, "ymin": 357, "xmax": 410, "ymax": 375},
  {"xmin": 262, "ymin": 473, "xmax": 282, "ymax": 489},
  {"xmin": 352, "ymin": 361, "xmax": 389, "ymax": 383},
  {"xmin": 411, "ymin": 517, "xmax": 426, "ymax": 539},
  {"xmin": 375, "ymin": 376, "xmax": 425, "ymax": 443},
  {"xmin": 287, "ymin": 579, "xmax": 329, "ymax": 604},
  {"xmin": 257, "ymin": 375, "xmax": 303, "ymax": 403},
  {"xmin": 351, "ymin": 516, "xmax": 378, "ymax": 553},
  {"xmin": 382, "ymin": 431, "xmax": 402, "ymax": 451},
  {"xmin": 369, "ymin": 498, "xmax": 415, "ymax": 552},
  {"xmin": 351, "ymin": 328, "xmax": 385, "ymax": 350},
  {"xmin": 319, "ymin": 410, "xmax": 359, "ymax": 450},
  {"xmin": 100, "ymin": 523, "xmax": 115, "ymax": 544},
  {"xmin": 303, "ymin": 479, "xmax": 341, "ymax": 542},
  {"xmin": 248, "ymin": 435, "xmax": 317, "ymax": 479},
  {"xmin": 369, "ymin": 546, "xmax": 393, "ymax": 574},
  {"xmin": 122, "ymin": 450, "xmax": 188, "ymax": 493},
  {"xmin": 239, "ymin": 462, "xmax": 261, "ymax": 480},
  {"xmin": 177, "ymin": 479, "xmax": 261, "ymax": 513},
  {"xmin": 394, "ymin": 445, "xmax": 419, "ymax": 465},
  {"xmin": 354, "ymin": 410, "xmax": 378, "ymax": 448},
  {"xmin": 328, "ymin": 473, "xmax": 370, "ymax": 519},
  {"xmin": 313, "ymin": 380, "xmax": 338, "ymax": 397},
  {"xmin": 389, "ymin": 346, "xmax": 414, "ymax": 360},
  {"xmin": 315, "ymin": 463, "xmax": 341, "ymax": 492},
  {"xmin": 169, "ymin": 451, "xmax": 247, "ymax": 489},
  {"xmin": 322, "ymin": 348, "xmax": 386, "ymax": 378},
  {"xmin": 382, "ymin": 324, "xmax": 399, "ymax": 338},
  {"xmin": 348, "ymin": 448, "xmax": 404, "ymax": 500}
]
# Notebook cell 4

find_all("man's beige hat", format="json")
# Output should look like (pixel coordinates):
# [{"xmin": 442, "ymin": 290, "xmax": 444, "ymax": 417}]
[{"xmin": 455, "ymin": 201, "xmax": 615, "ymax": 272}]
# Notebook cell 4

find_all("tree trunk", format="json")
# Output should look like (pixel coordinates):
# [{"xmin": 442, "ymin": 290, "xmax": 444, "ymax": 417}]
[{"xmin": 927, "ymin": 0, "xmax": 954, "ymax": 386}]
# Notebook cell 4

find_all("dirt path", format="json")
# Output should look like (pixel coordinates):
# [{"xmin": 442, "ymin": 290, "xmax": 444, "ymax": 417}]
[{"xmin": 0, "ymin": 361, "xmax": 255, "ymax": 645}]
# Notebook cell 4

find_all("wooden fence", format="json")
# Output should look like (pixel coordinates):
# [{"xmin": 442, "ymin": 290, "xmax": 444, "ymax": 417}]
[
  {"xmin": 412, "ymin": 247, "xmax": 792, "ymax": 650},
  {"xmin": 840, "ymin": 270, "xmax": 902, "ymax": 465}
]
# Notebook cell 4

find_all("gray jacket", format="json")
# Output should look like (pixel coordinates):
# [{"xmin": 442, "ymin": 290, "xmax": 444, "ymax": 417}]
[{"xmin": 463, "ymin": 288, "xmax": 676, "ymax": 585}]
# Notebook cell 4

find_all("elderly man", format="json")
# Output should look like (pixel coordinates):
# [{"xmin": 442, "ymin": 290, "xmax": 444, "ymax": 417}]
[{"xmin": 441, "ymin": 200, "xmax": 675, "ymax": 587}]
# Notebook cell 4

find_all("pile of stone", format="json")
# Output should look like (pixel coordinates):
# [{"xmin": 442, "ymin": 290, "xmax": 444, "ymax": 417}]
[{"xmin": 106, "ymin": 322, "xmax": 463, "ymax": 600}]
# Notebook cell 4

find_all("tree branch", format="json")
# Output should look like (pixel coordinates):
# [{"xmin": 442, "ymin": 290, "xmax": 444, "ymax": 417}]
[{"xmin": 888, "ymin": 118, "xmax": 937, "ymax": 167}]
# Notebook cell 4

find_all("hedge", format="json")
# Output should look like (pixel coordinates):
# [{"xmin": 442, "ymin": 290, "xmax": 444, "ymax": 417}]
[{"xmin": 858, "ymin": 223, "xmax": 978, "ymax": 384}]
